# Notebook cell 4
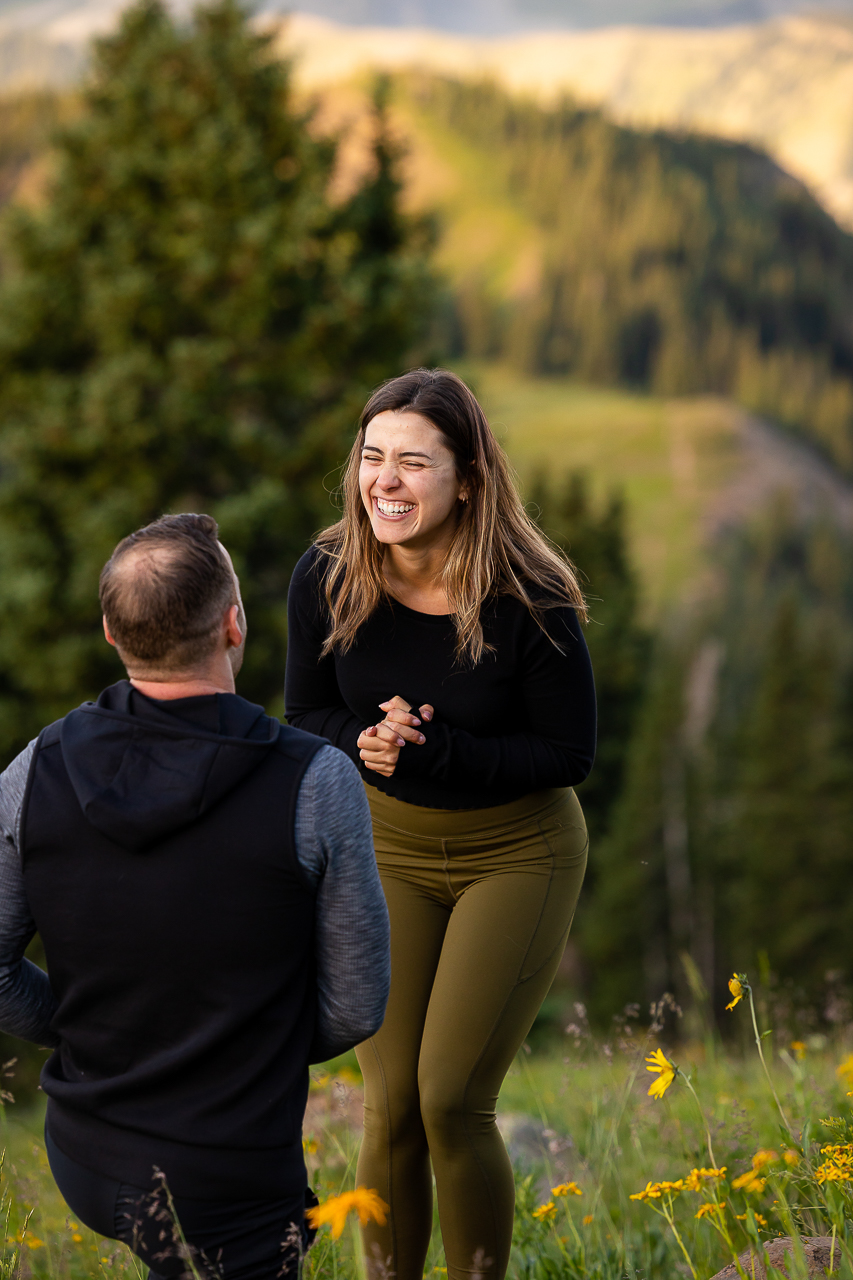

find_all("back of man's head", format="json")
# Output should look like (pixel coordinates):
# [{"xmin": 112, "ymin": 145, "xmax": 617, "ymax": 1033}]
[{"xmin": 100, "ymin": 514, "xmax": 237, "ymax": 675}]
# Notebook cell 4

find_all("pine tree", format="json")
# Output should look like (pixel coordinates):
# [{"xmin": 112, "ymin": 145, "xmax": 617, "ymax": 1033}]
[
  {"xmin": 530, "ymin": 471, "xmax": 649, "ymax": 841},
  {"xmin": 0, "ymin": 1, "xmax": 435, "ymax": 760}
]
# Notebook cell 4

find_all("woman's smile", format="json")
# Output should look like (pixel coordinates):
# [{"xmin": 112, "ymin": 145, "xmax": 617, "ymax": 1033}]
[{"xmin": 374, "ymin": 498, "xmax": 417, "ymax": 520}]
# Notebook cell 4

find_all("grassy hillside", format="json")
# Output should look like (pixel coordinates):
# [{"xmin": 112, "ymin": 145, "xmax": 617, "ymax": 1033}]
[
  {"xmin": 394, "ymin": 77, "xmax": 853, "ymax": 471},
  {"xmin": 463, "ymin": 363, "xmax": 739, "ymax": 618}
]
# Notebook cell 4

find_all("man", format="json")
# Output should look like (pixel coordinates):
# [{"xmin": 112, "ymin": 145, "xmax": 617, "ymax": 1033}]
[{"xmin": 0, "ymin": 512, "xmax": 389, "ymax": 1279}]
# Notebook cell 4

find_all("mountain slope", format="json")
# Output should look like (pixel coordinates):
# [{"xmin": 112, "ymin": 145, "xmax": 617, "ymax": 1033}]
[
  {"xmin": 371, "ymin": 76, "xmax": 853, "ymax": 471},
  {"xmin": 278, "ymin": 12, "xmax": 853, "ymax": 229}
]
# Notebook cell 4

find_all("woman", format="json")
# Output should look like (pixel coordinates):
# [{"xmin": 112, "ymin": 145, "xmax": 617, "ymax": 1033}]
[{"xmin": 285, "ymin": 369, "xmax": 595, "ymax": 1280}]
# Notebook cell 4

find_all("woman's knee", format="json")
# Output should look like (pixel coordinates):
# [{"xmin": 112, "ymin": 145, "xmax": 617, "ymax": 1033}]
[
  {"xmin": 362, "ymin": 1072, "xmax": 427, "ymax": 1149},
  {"xmin": 418, "ymin": 1069, "xmax": 495, "ymax": 1145}
]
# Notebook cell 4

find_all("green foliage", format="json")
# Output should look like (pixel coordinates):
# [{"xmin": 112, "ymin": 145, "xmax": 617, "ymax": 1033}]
[
  {"xmin": 0, "ymin": 2, "xmax": 435, "ymax": 761},
  {"xmin": 409, "ymin": 77, "xmax": 853, "ymax": 471},
  {"xmin": 529, "ymin": 471, "xmax": 649, "ymax": 843},
  {"xmin": 582, "ymin": 501, "xmax": 853, "ymax": 1018},
  {"xmin": 0, "ymin": 92, "xmax": 64, "ymax": 213}
]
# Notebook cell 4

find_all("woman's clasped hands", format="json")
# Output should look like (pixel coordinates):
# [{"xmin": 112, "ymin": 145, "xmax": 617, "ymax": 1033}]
[{"xmin": 358, "ymin": 695, "xmax": 434, "ymax": 777}]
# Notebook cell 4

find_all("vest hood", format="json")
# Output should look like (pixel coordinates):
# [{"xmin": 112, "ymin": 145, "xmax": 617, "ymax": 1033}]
[{"xmin": 59, "ymin": 681, "xmax": 278, "ymax": 852}]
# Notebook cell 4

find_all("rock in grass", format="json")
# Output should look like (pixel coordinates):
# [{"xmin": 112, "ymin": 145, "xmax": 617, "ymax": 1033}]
[{"xmin": 708, "ymin": 1236, "xmax": 840, "ymax": 1279}]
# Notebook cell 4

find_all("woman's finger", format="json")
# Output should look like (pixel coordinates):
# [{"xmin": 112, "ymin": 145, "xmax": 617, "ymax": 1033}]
[
  {"xmin": 358, "ymin": 727, "xmax": 403, "ymax": 760},
  {"xmin": 379, "ymin": 695, "xmax": 413, "ymax": 714},
  {"xmin": 364, "ymin": 759, "xmax": 395, "ymax": 776},
  {"xmin": 381, "ymin": 720, "xmax": 425, "ymax": 745},
  {"xmin": 418, "ymin": 704, "xmax": 435, "ymax": 723},
  {"xmin": 373, "ymin": 722, "xmax": 406, "ymax": 747},
  {"xmin": 382, "ymin": 707, "xmax": 421, "ymax": 727}
]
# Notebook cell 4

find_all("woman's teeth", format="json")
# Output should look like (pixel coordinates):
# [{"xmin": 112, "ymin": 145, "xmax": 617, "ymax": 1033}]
[{"xmin": 376, "ymin": 500, "xmax": 415, "ymax": 515}]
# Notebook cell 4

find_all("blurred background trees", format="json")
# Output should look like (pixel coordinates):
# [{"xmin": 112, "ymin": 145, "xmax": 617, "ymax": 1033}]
[{"xmin": 0, "ymin": 0, "xmax": 435, "ymax": 760}]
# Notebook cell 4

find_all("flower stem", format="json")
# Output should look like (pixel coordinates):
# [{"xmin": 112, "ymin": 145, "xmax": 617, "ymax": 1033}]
[
  {"xmin": 679, "ymin": 1071, "xmax": 718, "ymax": 1169},
  {"xmin": 705, "ymin": 1213, "xmax": 751, "ymax": 1280},
  {"xmin": 746, "ymin": 985, "xmax": 793, "ymax": 1137},
  {"xmin": 660, "ymin": 1200, "xmax": 699, "ymax": 1280}
]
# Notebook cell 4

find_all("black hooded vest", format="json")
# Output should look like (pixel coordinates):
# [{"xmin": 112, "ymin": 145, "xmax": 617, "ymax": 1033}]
[{"xmin": 20, "ymin": 682, "xmax": 324, "ymax": 1199}]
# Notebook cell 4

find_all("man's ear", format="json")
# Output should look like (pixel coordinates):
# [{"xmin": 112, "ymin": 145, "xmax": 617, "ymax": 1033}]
[
  {"xmin": 224, "ymin": 604, "xmax": 244, "ymax": 651},
  {"xmin": 103, "ymin": 616, "xmax": 117, "ymax": 648}
]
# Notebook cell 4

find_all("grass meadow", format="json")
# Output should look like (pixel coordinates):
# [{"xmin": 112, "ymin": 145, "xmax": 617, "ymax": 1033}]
[
  {"xmin": 1, "ymin": 978, "xmax": 853, "ymax": 1279},
  {"xmin": 463, "ymin": 362, "xmax": 744, "ymax": 620}
]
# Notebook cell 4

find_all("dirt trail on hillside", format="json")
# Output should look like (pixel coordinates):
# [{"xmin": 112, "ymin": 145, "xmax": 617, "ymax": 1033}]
[{"xmin": 703, "ymin": 409, "xmax": 853, "ymax": 539}]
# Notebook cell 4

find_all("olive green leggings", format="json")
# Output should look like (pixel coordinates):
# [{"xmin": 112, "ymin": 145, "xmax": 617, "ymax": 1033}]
[{"xmin": 355, "ymin": 786, "xmax": 588, "ymax": 1280}]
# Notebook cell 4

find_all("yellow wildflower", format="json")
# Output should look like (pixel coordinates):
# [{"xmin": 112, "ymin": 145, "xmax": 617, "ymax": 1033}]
[
  {"xmin": 630, "ymin": 1179, "xmax": 683, "ymax": 1201},
  {"xmin": 783, "ymin": 1150, "xmax": 799, "ymax": 1167},
  {"xmin": 302, "ymin": 1136, "xmax": 318, "ymax": 1155},
  {"xmin": 732, "ymin": 1172, "xmax": 766, "ymax": 1193},
  {"xmin": 645, "ymin": 1048, "xmax": 676, "ymax": 1099},
  {"xmin": 726, "ymin": 975, "xmax": 745, "ymax": 1012},
  {"xmin": 582, "ymin": 1215, "xmax": 593, "ymax": 1226},
  {"xmin": 630, "ymin": 1181, "xmax": 663, "ymax": 1202},
  {"xmin": 25, "ymin": 1238, "xmax": 43, "ymax": 1250},
  {"xmin": 307, "ymin": 1187, "xmax": 389, "ymax": 1240},
  {"xmin": 551, "ymin": 1182, "xmax": 582, "ymax": 1197},
  {"xmin": 533, "ymin": 1202, "xmax": 557, "ymax": 1222},
  {"xmin": 732, "ymin": 1149, "xmax": 776, "ymax": 1192},
  {"xmin": 685, "ymin": 1167, "xmax": 727, "ymax": 1191},
  {"xmin": 737, "ymin": 1212, "xmax": 768, "ymax": 1228},
  {"xmin": 816, "ymin": 1142, "xmax": 853, "ymax": 1185},
  {"xmin": 695, "ymin": 1203, "xmax": 724, "ymax": 1219},
  {"xmin": 837, "ymin": 1055, "xmax": 853, "ymax": 1089},
  {"xmin": 790, "ymin": 1041, "xmax": 806, "ymax": 1060}
]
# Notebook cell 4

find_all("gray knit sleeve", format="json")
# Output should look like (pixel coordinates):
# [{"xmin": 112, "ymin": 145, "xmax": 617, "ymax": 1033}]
[
  {"xmin": 294, "ymin": 745, "xmax": 389, "ymax": 1062},
  {"xmin": 0, "ymin": 742, "xmax": 59, "ymax": 1047}
]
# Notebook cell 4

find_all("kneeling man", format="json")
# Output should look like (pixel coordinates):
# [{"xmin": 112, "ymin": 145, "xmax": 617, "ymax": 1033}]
[{"xmin": 0, "ymin": 513, "xmax": 389, "ymax": 1280}]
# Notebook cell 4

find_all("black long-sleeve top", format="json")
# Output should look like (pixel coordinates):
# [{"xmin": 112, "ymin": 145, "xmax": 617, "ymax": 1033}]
[{"xmin": 285, "ymin": 544, "xmax": 597, "ymax": 811}]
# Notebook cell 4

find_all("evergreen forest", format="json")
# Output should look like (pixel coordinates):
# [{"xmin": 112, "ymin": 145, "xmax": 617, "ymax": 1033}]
[{"xmin": 0, "ymin": 3, "xmax": 851, "ymax": 1035}]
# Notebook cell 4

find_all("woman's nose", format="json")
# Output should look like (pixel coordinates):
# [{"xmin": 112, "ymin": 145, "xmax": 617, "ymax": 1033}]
[{"xmin": 376, "ymin": 464, "xmax": 400, "ymax": 490}]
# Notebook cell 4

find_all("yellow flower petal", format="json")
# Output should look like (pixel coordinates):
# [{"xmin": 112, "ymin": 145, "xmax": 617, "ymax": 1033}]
[
  {"xmin": 645, "ymin": 1048, "xmax": 676, "ymax": 1099},
  {"xmin": 726, "ymin": 975, "xmax": 744, "ymax": 1011},
  {"xmin": 307, "ymin": 1187, "xmax": 389, "ymax": 1240}
]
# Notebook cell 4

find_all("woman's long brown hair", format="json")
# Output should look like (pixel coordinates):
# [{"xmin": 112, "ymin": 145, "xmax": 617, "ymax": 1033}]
[{"xmin": 315, "ymin": 368, "xmax": 587, "ymax": 663}]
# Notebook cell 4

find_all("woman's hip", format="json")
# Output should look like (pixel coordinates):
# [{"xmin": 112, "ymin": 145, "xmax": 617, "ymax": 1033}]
[{"xmin": 366, "ymin": 783, "xmax": 587, "ymax": 867}]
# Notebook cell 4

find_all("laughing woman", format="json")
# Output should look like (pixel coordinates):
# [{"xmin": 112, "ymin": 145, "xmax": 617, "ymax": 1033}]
[{"xmin": 285, "ymin": 369, "xmax": 595, "ymax": 1280}]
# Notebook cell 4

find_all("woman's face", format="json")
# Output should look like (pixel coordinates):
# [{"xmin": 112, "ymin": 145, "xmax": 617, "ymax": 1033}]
[{"xmin": 359, "ymin": 410, "xmax": 467, "ymax": 552}]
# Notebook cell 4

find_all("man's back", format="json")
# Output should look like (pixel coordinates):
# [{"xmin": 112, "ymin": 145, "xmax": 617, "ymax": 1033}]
[{"xmin": 23, "ymin": 682, "xmax": 320, "ymax": 1199}]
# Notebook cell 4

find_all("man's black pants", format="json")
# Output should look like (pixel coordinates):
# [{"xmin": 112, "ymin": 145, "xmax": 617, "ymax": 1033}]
[{"xmin": 46, "ymin": 1129, "xmax": 313, "ymax": 1280}]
